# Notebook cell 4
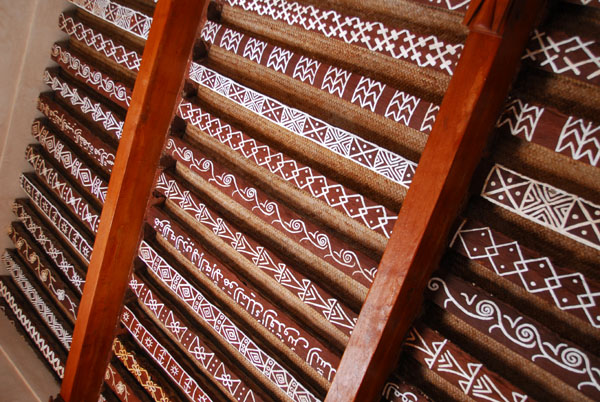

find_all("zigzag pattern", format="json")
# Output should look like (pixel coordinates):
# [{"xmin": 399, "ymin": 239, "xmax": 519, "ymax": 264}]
[
  {"xmin": 453, "ymin": 219, "xmax": 600, "ymax": 329},
  {"xmin": 37, "ymin": 96, "xmax": 116, "ymax": 173},
  {"xmin": 43, "ymin": 70, "xmax": 123, "ymax": 139},
  {"xmin": 166, "ymin": 136, "xmax": 378, "ymax": 285},
  {"xmin": 404, "ymin": 325, "xmax": 529, "ymax": 402},
  {"xmin": 0, "ymin": 281, "xmax": 65, "ymax": 378},
  {"xmin": 524, "ymin": 29, "xmax": 600, "ymax": 85},
  {"xmin": 351, "ymin": 77, "xmax": 385, "ymax": 112},
  {"xmin": 3, "ymin": 253, "xmax": 72, "ymax": 350},
  {"xmin": 138, "ymin": 241, "xmax": 319, "ymax": 402},
  {"xmin": 155, "ymin": 172, "xmax": 357, "ymax": 334},
  {"xmin": 556, "ymin": 117, "xmax": 600, "ymax": 166},
  {"xmin": 497, "ymin": 99, "xmax": 544, "ymax": 142}
]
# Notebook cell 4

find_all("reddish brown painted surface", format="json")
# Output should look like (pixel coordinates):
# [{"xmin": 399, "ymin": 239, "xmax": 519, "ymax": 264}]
[
  {"xmin": 325, "ymin": 1, "xmax": 547, "ymax": 401},
  {"xmin": 59, "ymin": 1, "xmax": 209, "ymax": 400}
]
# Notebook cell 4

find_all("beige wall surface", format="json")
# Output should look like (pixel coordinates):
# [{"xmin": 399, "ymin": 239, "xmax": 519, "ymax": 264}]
[{"xmin": 0, "ymin": 0, "xmax": 70, "ymax": 399}]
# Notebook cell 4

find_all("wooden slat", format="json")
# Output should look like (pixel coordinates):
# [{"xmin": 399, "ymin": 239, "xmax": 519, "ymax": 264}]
[
  {"xmin": 58, "ymin": 1, "xmax": 209, "ymax": 401},
  {"xmin": 325, "ymin": 1, "xmax": 547, "ymax": 401}
]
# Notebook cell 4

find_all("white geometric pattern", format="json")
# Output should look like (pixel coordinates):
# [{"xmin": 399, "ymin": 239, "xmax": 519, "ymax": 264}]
[
  {"xmin": 452, "ymin": 220, "xmax": 600, "ymax": 328},
  {"xmin": 482, "ymin": 164, "xmax": 600, "ymax": 251},
  {"xmin": 524, "ymin": 29, "xmax": 600, "ymax": 83},
  {"xmin": 351, "ymin": 77, "xmax": 385, "ymax": 112},
  {"xmin": 3, "ymin": 252, "xmax": 72, "ymax": 350},
  {"xmin": 0, "ymin": 280, "xmax": 65, "ymax": 378},
  {"xmin": 556, "ymin": 116, "xmax": 600, "ymax": 166},
  {"xmin": 225, "ymin": 0, "xmax": 463, "ymax": 75},
  {"xmin": 138, "ymin": 241, "xmax": 318, "ymax": 402},
  {"xmin": 267, "ymin": 46, "xmax": 293, "ymax": 73},
  {"xmin": 220, "ymin": 27, "xmax": 245, "ymax": 53},
  {"xmin": 188, "ymin": 63, "xmax": 416, "ymax": 188},
  {"xmin": 68, "ymin": 0, "xmax": 152, "ymax": 39},
  {"xmin": 321, "ymin": 66, "xmax": 351, "ymax": 97},
  {"xmin": 293, "ymin": 56, "xmax": 321, "ymax": 85},
  {"xmin": 385, "ymin": 90, "xmax": 421, "ymax": 126},
  {"xmin": 497, "ymin": 99, "xmax": 544, "ymax": 142},
  {"xmin": 243, "ymin": 36, "xmax": 268, "ymax": 63}
]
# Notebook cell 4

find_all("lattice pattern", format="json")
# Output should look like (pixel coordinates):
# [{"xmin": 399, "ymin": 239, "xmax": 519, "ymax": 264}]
[
  {"xmin": 177, "ymin": 100, "xmax": 397, "ymax": 238},
  {"xmin": 524, "ymin": 29, "xmax": 600, "ymax": 85},
  {"xmin": 43, "ymin": 69, "xmax": 124, "ymax": 139},
  {"xmin": 20, "ymin": 174, "xmax": 93, "ymax": 262},
  {"xmin": 7, "ymin": 225, "xmax": 79, "ymax": 320},
  {"xmin": 113, "ymin": 337, "xmax": 173, "ymax": 402},
  {"xmin": 38, "ymin": 95, "xmax": 116, "ymax": 173},
  {"xmin": 453, "ymin": 219, "xmax": 600, "ymax": 328},
  {"xmin": 12, "ymin": 201, "xmax": 85, "ymax": 293},
  {"xmin": 482, "ymin": 164, "xmax": 600, "ymax": 251},
  {"xmin": 148, "ymin": 207, "xmax": 339, "ymax": 381},
  {"xmin": 129, "ymin": 274, "xmax": 260, "ymax": 401},
  {"xmin": 0, "ymin": 280, "xmax": 65, "ymax": 378},
  {"xmin": 138, "ymin": 241, "xmax": 318, "ymax": 402},
  {"xmin": 2, "ymin": 252, "xmax": 72, "ymax": 350},
  {"xmin": 26, "ymin": 146, "xmax": 101, "ymax": 234},
  {"xmin": 428, "ymin": 275, "xmax": 600, "ymax": 399},
  {"xmin": 32, "ymin": 121, "xmax": 108, "ymax": 204},
  {"xmin": 121, "ymin": 306, "xmax": 212, "ymax": 402},
  {"xmin": 188, "ymin": 63, "xmax": 417, "ymax": 188},
  {"xmin": 224, "ymin": 0, "xmax": 463, "ymax": 75},
  {"xmin": 166, "ymin": 136, "xmax": 378, "ymax": 285},
  {"xmin": 404, "ymin": 324, "xmax": 530, "ymax": 402},
  {"xmin": 59, "ymin": 13, "xmax": 142, "ymax": 72},
  {"xmin": 200, "ymin": 21, "xmax": 437, "ymax": 133},
  {"xmin": 68, "ymin": 0, "xmax": 152, "ymax": 39},
  {"xmin": 156, "ymin": 172, "xmax": 358, "ymax": 334}
]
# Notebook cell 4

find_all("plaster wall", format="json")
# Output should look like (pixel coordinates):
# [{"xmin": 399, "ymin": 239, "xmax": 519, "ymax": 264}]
[{"xmin": 0, "ymin": 0, "xmax": 70, "ymax": 399}]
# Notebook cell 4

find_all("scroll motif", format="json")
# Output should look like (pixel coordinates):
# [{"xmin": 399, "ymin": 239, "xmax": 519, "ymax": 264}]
[
  {"xmin": 166, "ymin": 136, "xmax": 378, "ymax": 285},
  {"xmin": 156, "ymin": 172, "xmax": 358, "ymax": 334},
  {"xmin": 177, "ymin": 100, "xmax": 397, "ymax": 238}
]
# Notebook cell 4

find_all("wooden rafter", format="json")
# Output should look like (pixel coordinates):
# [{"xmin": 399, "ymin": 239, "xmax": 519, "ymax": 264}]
[
  {"xmin": 58, "ymin": 1, "xmax": 209, "ymax": 401},
  {"xmin": 326, "ymin": 0, "xmax": 547, "ymax": 400}
]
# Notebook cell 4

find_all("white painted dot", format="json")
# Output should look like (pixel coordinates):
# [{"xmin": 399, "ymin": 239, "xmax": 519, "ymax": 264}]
[
  {"xmin": 498, "ymin": 195, "xmax": 504, "ymax": 200},
  {"xmin": 595, "ymin": 210, "xmax": 600, "ymax": 216},
  {"xmin": 491, "ymin": 181, "xmax": 496, "ymax": 186},
  {"xmin": 509, "ymin": 248, "xmax": 514, "ymax": 252},
  {"xmin": 573, "ymin": 279, "xmax": 579, "ymax": 284},
  {"xmin": 582, "ymin": 230, "xmax": 588, "ymax": 235},
  {"xmin": 507, "ymin": 178, "xmax": 513, "ymax": 183},
  {"xmin": 473, "ymin": 247, "xmax": 478, "ymax": 251},
  {"xmin": 530, "ymin": 281, "xmax": 536, "ymax": 286},
  {"xmin": 481, "ymin": 232, "xmax": 486, "ymax": 236},
  {"xmin": 572, "ymin": 214, "xmax": 579, "ymax": 219},
  {"xmin": 500, "ymin": 264, "xmax": 505, "ymax": 269},
  {"xmin": 516, "ymin": 191, "xmax": 521, "ymax": 196},
  {"xmin": 562, "ymin": 298, "xmax": 568, "ymax": 303}
]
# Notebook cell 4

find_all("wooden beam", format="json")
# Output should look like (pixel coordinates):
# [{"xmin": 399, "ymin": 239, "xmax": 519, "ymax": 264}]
[
  {"xmin": 59, "ymin": 1, "xmax": 208, "ymax": 401},
  {"xmin": 325, "ymin": 1, "xmax": 546, "ymax": 401}
]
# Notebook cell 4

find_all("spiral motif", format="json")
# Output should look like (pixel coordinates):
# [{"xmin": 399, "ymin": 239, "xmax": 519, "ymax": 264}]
[
  {"xmin": 512, "ymin": 322, "xmax": 537, "ymax": 347},
  {"xmin": 559, "ymin": 346, "xmax": 586, "ymax": 370},
  {"xmin": 474, "ymin": 299, "xmax": 497, "ymax": 319},
  {"xmin": 427, "ymin": 277, "xmax": 442, "ymax": 291}
]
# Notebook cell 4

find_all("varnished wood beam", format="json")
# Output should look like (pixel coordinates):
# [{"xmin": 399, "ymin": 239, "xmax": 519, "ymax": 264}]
[
  {"xmin": 326, "ymin": 1, "xmax": 546, "ymax": 401},
  {"xmin": 59, "ymin": 1, "xmax": 208, "ymax": 401}
]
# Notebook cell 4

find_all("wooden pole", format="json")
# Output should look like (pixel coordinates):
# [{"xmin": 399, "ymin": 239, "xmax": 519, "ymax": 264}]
[
  {"xmin": 59, "ymin": 1, "xmax": 208, "ymax": 400},
  {"xmin": 325, "ymin": 1, "xmax": 546, "ymax": 401}
]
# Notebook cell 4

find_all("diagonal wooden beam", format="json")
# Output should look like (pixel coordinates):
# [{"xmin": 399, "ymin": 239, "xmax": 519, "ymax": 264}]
[
  {"xmin": 326, "ymin": 1, "xmax": 546, "ymax": 400},
  {"xmin": 58, "ymin": 1, "xmax": 208, "ymax": 401}
]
